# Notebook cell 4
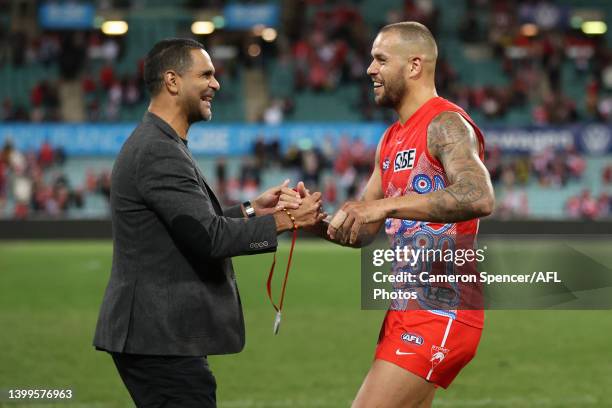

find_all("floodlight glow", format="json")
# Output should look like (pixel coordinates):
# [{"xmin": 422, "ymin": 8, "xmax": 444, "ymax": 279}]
[
  {"xmin": 262, "ymin": 28, "xmax": 277, "ymax": 42},
  {"xmin": 581, "ymin": 21, "xmax": 607, "ymax": 35},
  {"xmin": 191, "ymin": 21, "xmax": 215, "ymax": 35},
  {"xmin": 101, "ymin": 21, "xmax": 128, "ymax": 35}
]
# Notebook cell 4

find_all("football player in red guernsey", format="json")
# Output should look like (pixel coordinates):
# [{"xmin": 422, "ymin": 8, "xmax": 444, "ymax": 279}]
[{"xmin": 287, "ymin": 21, "xmax": 495, "ymax": 407}]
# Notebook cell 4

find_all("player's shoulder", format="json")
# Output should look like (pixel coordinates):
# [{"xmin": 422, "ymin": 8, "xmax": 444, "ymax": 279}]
[{"xmin": 427, "ymin": 110, "xmax": 471, "ymax": 134}]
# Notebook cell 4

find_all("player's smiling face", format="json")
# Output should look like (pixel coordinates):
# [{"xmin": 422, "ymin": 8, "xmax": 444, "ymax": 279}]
[
  {"xmin": 179, "ymin": 49, "xmax": 220, "ymax": 123},
  {"xmin": 367, "ymin": 31, "xmax": 407, "ymax": 109}
]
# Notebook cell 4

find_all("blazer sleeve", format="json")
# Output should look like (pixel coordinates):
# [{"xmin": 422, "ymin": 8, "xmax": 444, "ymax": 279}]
[
  {"xmin": 223, "ymin": 204, "xmax": 245, "ymax": 218},
  {"xmin": 137, "ymin": 140, "xmax": 278, "ymax": 259}
]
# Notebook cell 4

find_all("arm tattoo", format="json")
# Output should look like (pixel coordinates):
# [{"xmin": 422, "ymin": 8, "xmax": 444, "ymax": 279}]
[{"xmin": 425, "ymin": 111, "xmax": 493, "ymax": 222}]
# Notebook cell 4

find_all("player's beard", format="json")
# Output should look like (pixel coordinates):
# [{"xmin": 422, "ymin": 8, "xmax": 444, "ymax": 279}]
[{"xmin": 376, "ymin": 69, "xmax": 407, "ymax": 109}]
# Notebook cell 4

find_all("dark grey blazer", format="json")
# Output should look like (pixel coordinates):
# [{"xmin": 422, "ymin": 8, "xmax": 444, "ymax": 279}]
[{"xmin": 93, "ymin": 112, "xmax": 277, "ymax": 356}]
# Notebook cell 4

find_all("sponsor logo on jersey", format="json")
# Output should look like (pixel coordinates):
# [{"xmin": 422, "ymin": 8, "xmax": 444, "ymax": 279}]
[
  {"xmin": 401, "ymin": 332, "xmax": 424, "ymax": 346},
  {"xmin": 394, "ymin": 149, "xmax": 416, "ymax": 172},
  {"xmin": 382, "ymin": 158, "xmax": 390, "ymax": 171},
  {"xmin": 430, "ymin": 345, "xmax": 449, "ymax": 369}
]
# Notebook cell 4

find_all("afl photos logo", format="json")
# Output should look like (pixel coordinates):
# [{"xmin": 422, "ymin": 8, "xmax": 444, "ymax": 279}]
[{"xmin": 394, "ymin": 149, "xmax": 416, "ymax": 172}]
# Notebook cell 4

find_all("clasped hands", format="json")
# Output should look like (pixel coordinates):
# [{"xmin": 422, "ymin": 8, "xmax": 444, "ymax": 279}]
[
  {"xmin": 252, "ymin": 179, "xmax": 326, "ymax": 232},
  {"xmin": 256, "ymin": 180, "xmax": 386, "ymax": 244}
]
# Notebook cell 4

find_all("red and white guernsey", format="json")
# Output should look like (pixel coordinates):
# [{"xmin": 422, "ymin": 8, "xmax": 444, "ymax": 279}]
[{"xmin": 379, "ymin": 97, "xmax": 485, "ymax": 329}]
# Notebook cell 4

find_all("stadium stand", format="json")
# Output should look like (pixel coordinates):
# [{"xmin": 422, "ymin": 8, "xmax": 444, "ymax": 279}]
[
  {"xmin": 1, "ymin": 0, "xmax": 611, "ymax": 124},
  {"xmin": 0, "ymin": 0, "xmax": 610, "ymax": 220}
]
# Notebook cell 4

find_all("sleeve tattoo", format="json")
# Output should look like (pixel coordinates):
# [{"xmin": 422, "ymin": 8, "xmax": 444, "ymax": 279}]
[{"xmin": 417, "ymin": 111, "xmax": 494, "ymax": 222}]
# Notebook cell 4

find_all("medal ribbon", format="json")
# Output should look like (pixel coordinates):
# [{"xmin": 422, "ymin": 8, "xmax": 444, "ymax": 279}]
[{"xmin": 266, "ymin": 221, "xmax": 298, "ymax": 335}]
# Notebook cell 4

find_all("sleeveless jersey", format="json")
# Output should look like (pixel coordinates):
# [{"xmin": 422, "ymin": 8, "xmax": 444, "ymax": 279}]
[{"xmin": 379, "ymin": 97, "xmax": 485, "ymax": 329}]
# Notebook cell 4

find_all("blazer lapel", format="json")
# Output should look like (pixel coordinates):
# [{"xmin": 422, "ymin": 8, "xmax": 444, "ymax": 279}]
[
  {"xmin": 184, "ymin": 149, "xmax": 223, "ymax": 215},
  {"xmin": 197, "ymin": 169, "xmax": 223, "ymax": 215}
]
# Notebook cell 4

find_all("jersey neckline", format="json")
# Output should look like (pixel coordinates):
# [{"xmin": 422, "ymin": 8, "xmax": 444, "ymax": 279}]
[{"xmin": 397, "ymin": 96, "xmax": 444, "ymax": 129}]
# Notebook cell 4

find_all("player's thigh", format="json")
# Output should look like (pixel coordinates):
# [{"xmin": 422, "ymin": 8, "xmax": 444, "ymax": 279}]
[
  {"xmin": 418, "ymin": 387, "xmax": 436, "ymax": 408},
  {"xmin": 352, "ymin": 359, "xmax": 435, "ymax": 408}
]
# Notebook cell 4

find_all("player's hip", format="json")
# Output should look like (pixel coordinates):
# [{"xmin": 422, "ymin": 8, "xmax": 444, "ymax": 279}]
[{"xmin": 375, "ymin": 310, "xmax": 483, "ymax": 388}]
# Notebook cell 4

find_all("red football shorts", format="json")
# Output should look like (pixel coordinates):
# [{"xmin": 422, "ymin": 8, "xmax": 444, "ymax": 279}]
[{"xmin": 374, "ymin": 310, "xmax": 482, "ymax": 389}]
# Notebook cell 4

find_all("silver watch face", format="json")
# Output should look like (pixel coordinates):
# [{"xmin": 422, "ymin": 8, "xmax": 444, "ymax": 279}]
[{"xmin": 245, "ymin": 204, "xmax": 256, "ymax": 217}]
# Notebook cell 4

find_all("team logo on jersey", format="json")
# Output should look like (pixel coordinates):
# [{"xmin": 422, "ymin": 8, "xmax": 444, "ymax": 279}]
[
  {"xmin": 401, "ymin": 332, "xmax": 424, "ymax": 346},
  {"xmin": 430, "ymin": 345, "xmax": 449, "ymax": 369},
  {"xmin": 394, "ymin": 149, "xmax": 416, "ymax": 172},
  {"xmin": 382, "ymin": 158, "xmax": 390, "ymax": 171}
]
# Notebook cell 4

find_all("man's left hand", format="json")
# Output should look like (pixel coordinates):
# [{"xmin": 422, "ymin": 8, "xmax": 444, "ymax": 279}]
[{"xmin": 252, "ymin": 179, "xmax": 302, "ymax": 216}]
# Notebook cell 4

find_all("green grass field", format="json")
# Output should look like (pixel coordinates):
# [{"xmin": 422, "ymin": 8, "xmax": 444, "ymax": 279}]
[{"xmin": 1, "ymin": 240, "xmax": 611, "ymax": 408}]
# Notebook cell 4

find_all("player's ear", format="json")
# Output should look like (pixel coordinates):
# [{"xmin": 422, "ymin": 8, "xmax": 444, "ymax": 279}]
[
  {"xmin": 163, "ymin": 70, "xmax": 180, "ymax": 95},
  {"xmin": 408, "ymin": 56, "xmax": 423, "ymax": 78}
]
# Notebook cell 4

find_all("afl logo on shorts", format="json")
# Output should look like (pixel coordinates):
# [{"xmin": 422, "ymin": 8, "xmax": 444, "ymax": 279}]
[
  {"xmin": 394, "ymin": 149, "xmax": 416, "ymax": 172},
  {"xmin": 401, "ymin": 332, "xmax": 424, "ymax": 346}
]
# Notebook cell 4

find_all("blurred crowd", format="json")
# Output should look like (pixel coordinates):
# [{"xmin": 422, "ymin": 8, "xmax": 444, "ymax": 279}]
[
  {"xmin": 0, "ymin": 140, "xmax": 111, "ymax": 219},
  {"xmin": 1, "ymin": 138, "xmax": 610, "ymax": 220},
  {"xmin": 565, "ymin": 189, "xmax": 610, "ymax": 219},
  {"xmin": 486, "ymin": 145, "xmax": 586, "ymax": 188},
  {"xmin": 564, "ymin": 162, "xmax": 612, "ymax": 219},
  {"xmin": 214, "ymin": 135, "xmax": 375, "ymax": 209},
  {"xmin": 0, "ymin": 29, "xmax": 131, "ymax": 122},
  {"xmin": 263, "ymin": 0, "xmax": 612, "ymax": 124},
  {"xmin": 0, "ymin": 0, "xmax": 610, "ymax": 124}
]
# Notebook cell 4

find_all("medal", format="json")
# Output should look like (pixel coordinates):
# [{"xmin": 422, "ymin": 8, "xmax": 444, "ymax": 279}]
[{"xmin": 273, "ymin": 311, "xmax": 282, "ymax": 335}]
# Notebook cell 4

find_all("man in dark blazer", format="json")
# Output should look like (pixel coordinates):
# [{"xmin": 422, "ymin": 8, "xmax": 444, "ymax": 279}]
[{"xmin": 93, "ymin": 38, "xmax": 324, "ymax": 408}]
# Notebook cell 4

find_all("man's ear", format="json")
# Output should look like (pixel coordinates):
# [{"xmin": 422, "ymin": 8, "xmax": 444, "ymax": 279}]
[{"xmin": 163, "ymin": 70, "xmax": 180, "ymax": 95}]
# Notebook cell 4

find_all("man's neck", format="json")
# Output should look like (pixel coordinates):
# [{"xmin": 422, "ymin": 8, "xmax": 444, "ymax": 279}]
[
  {"xmin": 148, "ymin": 102, "xmax": 190, "ymax": 140},
  {"xmin": 397, "ymin": 86, "xmax": 438, "ymax": 125}
]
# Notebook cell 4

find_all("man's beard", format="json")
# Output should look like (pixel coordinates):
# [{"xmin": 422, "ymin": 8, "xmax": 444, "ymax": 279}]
[{"xmin": 185, "ymin": 96, "xmax": 210, "ymax": 124}]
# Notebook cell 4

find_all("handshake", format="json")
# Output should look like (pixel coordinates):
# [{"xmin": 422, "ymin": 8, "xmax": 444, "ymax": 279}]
[
  {"xmin": 253, "ymin": 179, "xmax": 388, "ymax": 246},
  {"xmin": 267, "ymin": 180, "xmax": 327, "ymax": 233}
]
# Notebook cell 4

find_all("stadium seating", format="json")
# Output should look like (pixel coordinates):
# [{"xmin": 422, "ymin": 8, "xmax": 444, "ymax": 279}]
[{"xmin": 2, "ymin": 155, "xmax": 609, "ymax": 220}]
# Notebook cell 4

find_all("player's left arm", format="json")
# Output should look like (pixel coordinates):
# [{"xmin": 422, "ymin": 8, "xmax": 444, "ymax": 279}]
[{"xmin": 341, "ymin": 111, "xmax": 494, "ymax": 245}]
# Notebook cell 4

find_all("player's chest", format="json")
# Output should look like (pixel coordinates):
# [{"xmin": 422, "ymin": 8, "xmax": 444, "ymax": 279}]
[{"xmin": 381, "ymin": 127, "xmax": 428, "ymax": 183}]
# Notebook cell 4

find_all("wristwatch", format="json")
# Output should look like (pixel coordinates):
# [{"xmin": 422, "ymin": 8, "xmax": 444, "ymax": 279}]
[{"xmin": 243, "ymin": 200, "xmax": 256, "ymax": 218}]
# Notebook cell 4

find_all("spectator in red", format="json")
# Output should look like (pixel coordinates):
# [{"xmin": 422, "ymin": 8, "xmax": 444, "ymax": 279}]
[
  {"xmin": 602, "ymin": 164, "xmax": 612, "ymax": 184},
  {"xmin": 99, "ymin": 64, "xmax": 115, "ymax": 90},
  {"xmin": 39, "ymin": 140, "xmax": 54, "ymax": 168}
]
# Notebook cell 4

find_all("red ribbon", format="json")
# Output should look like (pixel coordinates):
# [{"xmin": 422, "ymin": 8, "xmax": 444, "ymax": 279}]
[{"xmin": 266, "ymin": 226, "xmax": 298, "ymax": 334}]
